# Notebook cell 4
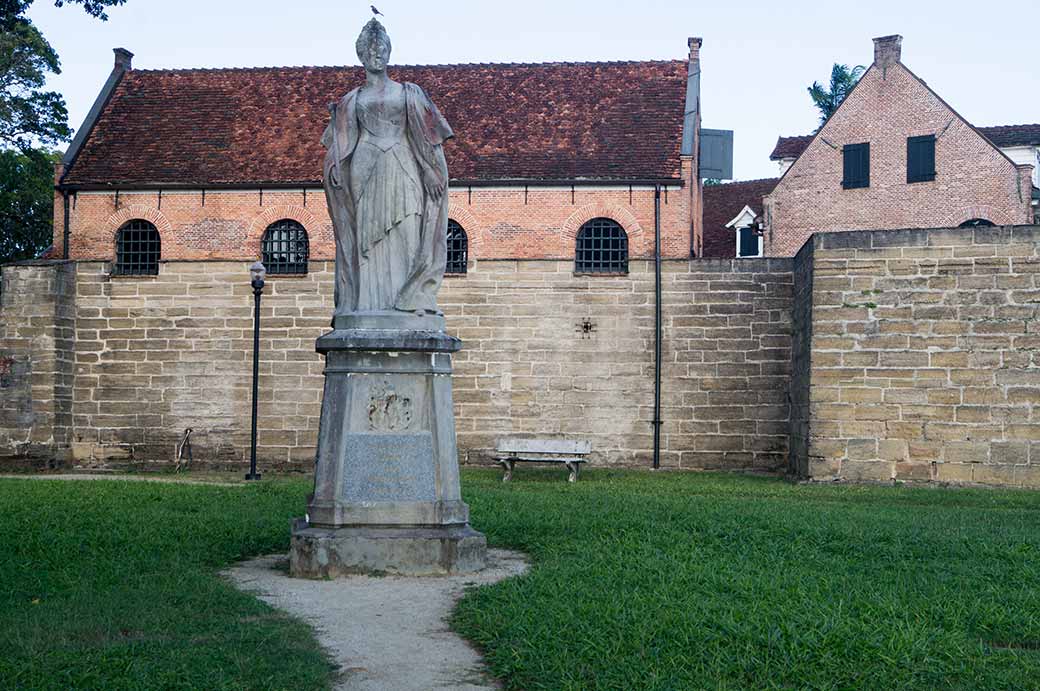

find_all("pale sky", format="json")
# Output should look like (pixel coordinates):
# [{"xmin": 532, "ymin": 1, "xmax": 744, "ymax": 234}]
[{"xmin": 27, "ymin": 0, "xmax": 1039, "ymax": 181}]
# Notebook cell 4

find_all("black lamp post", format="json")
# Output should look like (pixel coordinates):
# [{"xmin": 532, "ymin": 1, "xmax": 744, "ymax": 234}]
[{"xmin": 246, "ymin": 261, "xmax": 266, "ymax": 481}]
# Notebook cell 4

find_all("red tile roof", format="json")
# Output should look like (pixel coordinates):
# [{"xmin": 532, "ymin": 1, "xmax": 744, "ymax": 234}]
[
  {"xmin": 61, "ymin": 61, "xmax": 688, "ymax": 187},
  {"xmin": 979, "ymin": 124, "xmax": 1040, "ymax": 148},
  {"xmin": 770, "ymin": 124, "xmax": 1040, "ymax": 160},
  {"xmin": 701, "ymin": 178, "xmax": 778, "ymax": 258},
  {"xmin": 768, "ymin": 135, "xmax": 814, "ymax": 161}
]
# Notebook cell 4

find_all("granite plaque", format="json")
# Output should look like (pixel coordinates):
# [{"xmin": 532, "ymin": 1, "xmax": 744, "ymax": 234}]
[{"xmin": 341, "ymin": 432, "xmax": 437, "ymax": 503}]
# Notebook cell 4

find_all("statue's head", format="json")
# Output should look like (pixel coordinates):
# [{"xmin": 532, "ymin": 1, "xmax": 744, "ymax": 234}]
[{"xmin": 356, "ymin": 19, "xmax": 391, "ymax": 73}]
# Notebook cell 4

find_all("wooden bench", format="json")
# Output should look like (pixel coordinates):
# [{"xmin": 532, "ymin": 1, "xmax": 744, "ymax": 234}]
[{"xmin": 493, "ymin": 438, "xmax": 592, "ymax": 482}]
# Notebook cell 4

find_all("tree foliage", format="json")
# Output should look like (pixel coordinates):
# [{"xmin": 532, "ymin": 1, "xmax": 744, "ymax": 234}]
[
  {"xmin": 808, "ymin": 63, "xmax": 866, "ymax": 130},
  {"xmin": 0, "ymin": 1, "xmax": 125, "ymax": 150},
  {"xmin": 0, "ymin": 147, "xmax": 58, "ymax": 263},
  {"xmin": 0, "ymin": 1, "xmax": 124, "ymax": 262}
]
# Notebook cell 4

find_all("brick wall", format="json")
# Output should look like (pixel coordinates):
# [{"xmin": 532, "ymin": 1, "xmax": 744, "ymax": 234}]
[
  {"xmin": 0, "ymin": 257, "xmax": 792, "ymax": 472},
  {"xmin": 56, "ymin": 182, "xmax": 694, "ymax": 263},
  {"xmin": 792, "ymin": 226, "xmax": 1040, "ymax": 486},
  {"xmin": 764, "ymin": 61, "xmax": 1033, "ymax": 257}
]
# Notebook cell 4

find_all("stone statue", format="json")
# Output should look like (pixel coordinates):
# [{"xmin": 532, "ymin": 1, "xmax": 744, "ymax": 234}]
[
  {"xmin": 290, "ymin": 19, "xmax": 486, "ymax": 578},
  {"xmin": 322, "ymin": 19, "xmax": 453, "ymax": 315}
]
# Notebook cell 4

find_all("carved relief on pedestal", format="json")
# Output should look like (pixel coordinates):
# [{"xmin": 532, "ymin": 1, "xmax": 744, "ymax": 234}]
[{"xmin": 367, "ymin": 380, "xmax": 414, "ymax": 432}]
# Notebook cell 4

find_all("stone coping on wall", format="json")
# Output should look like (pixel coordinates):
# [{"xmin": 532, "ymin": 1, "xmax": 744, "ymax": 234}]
[{"xmin": 807, "ymin": 224, "xmax": 1040, "ymax": 251}]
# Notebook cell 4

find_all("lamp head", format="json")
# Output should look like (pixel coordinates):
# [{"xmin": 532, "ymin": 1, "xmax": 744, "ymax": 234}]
[{"xmin": 249, "ymin": 261, "xmax": 266, "ymax": 284}]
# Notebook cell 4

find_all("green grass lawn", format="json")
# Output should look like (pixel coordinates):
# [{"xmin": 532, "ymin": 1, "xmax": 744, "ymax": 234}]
[
  {"xmin": 0, "ymin": 478, "xmax": 333, "ymax": 691},
  {"xmin": 2, "ymin": 470, "xmax": 1039, "ymax": 690},
  {"xmin": 456, "ymin": 469, "xmax": 1040, "ymax": 690}
]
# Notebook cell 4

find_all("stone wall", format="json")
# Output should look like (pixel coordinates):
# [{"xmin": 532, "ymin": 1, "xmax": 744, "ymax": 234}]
[
  {"xmin": 10, "ymin": 224, "xmax": 1038, "ymax": 486},
  {"xmin": 0, "ymin": 262, "xmax": 75, "ymax": 467},
  {"xmin": 0, "ymin": 257, "xmax": 793, "ymax": 472},
  {"xmin": 792, "ymin": 226, "xmax": 1040, "ymax": 486},
  {"xmin": 787, "ymin": 240, "xmax": 814, "ymax": 477}
]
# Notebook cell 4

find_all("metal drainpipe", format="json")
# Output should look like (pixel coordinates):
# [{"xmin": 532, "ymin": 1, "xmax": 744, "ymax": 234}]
[
  {"xmin": 653, "ymin": 185, "xmax": 663, "ymax": 470},
  {"xmin": 62, "ymin": 191, "xmax": 71, "ymax": 260}
]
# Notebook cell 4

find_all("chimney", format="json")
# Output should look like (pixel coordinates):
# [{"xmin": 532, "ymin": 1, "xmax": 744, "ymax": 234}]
[
  {"xmin": 113, "ymin": 47, "xmax": 134, "ymax": 72},
  {"xmin": 688, "ymin": 36, "xmax": 702, "ymax": 64},
  {"xmin": 872, "ymin": 35, "xmax": 902, "ymax": 67}
]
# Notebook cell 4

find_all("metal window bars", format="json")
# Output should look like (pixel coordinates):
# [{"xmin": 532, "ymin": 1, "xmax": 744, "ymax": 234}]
[
  {"xmin": 446, "ymin": 220, "xmax": 468, "ymax": 274},
  {"xmin": 575, "ymin": 218, "xmax": 628, "ymax": 274},
  {"xmin": 115, "ymin": 219, "xmax": 161, "ymax": 275},
  {"xmin": 261, "ymin": 219, "xmax": 309, "ymax": 274}
]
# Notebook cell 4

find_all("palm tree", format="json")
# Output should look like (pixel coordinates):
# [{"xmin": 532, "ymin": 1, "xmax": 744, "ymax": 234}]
[{"xmin": 808, "ymin": 64, "xmax": 866, "ymax": 130}]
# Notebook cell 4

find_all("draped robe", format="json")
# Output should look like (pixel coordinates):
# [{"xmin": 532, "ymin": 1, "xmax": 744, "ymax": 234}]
[{"xmin": 321, "ymin": 82, "xmax": 453, "ymax": 315}]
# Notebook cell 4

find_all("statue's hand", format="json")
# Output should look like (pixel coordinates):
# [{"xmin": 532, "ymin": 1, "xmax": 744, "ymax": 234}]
[{"xmin": 422, "ymin": 169, "xmax": 445, "ymax": 201}]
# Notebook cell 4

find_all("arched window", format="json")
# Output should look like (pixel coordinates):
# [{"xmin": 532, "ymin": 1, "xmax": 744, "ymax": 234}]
[
  {"xmin": 575, "ymin": 218, "xmax": 628, "ymax": 274},
  {"xmin": 446, "ymin": 220, "xmax": 468, "ymax": 274},
  {"xmin": 115, "ymin": 219, "xmax": 161, "ymax": 275},
  {"xmin": 262, "ymin": 219, "xmax": 309, "ymax": 274},
  {"xmin": 958, "ymin": 218, "xmax": 995, "ymax": 228}
]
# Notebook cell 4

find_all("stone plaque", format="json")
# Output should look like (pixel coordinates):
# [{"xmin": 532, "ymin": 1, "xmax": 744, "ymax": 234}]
[{"xmin": 340, "ymin": 432, "xmax": 436, "ymax": 503}]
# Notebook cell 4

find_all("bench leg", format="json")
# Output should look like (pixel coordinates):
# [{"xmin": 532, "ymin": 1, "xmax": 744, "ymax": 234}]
[
  {"xmin": 499, "ymin": 459, "xmax": 515, "ymax": 482},
  {"xmin": 565, "ymin": 461, "xmax": 579, "ymax": 483}
]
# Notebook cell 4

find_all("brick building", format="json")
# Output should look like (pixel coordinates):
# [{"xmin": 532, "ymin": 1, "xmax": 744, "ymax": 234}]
[
  {"xmin": 699, "ymin": 36, "xmax": 1036, "ymax": 259},
  {"xmin": 759, "ymin": 35, "xmax": 1034, "ymax": 257},
  {"xmin": 9, "ymin": 39, "xmax": 783, "ymax": 472},
  {"xmin": 54, "ymin": 44, "xmax": 704, "ymax": 263}
]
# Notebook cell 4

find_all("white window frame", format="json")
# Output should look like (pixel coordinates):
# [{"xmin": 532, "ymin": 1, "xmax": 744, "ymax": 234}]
[{"xmin": 725, "ymin": 205, "xmax": 763, "ymax": 258}]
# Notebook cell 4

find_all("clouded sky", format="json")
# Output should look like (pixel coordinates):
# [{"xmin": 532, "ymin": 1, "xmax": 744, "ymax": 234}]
[{"xmin": 27, "ymin": 0, "xmax": 1039, "ymax": 181}]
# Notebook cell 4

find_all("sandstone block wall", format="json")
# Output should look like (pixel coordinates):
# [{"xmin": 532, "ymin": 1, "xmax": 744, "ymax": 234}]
[
  {"xmin": 0, "ymin": 262, "xmax": 75, "ymax": 465},
  {"xmin": 791, "ymin": 226, "xmax": 1040, "ymax": 486},
  {"xmin": 447, "ymin": 258, "xmax": 792, "ymax": 469},
  {"xmin": 0, "ymin": 258, "xmax": 793, "ymax": 472}
]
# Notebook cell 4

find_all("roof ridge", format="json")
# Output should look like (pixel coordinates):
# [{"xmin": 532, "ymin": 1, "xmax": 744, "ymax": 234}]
[
  {"xmin": 978, "ymin": 123, "xmax": 1040, "ymax": 130},
  {"xmin": 130, "ymin": 58, "xmax": 686, "ymax": 74},
  {"xmin": 710, "ymin": 177, "xmax": 781, "ymax": 186}
]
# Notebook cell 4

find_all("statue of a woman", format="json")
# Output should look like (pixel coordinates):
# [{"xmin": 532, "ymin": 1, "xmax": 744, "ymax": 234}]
[{"xmin": 322, "ymin": 19, "xmax": 453, "ymax": 316}]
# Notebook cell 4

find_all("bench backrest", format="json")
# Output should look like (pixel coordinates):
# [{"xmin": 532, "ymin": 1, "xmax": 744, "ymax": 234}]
[{"xmin": 495, "ymin": 438, "xmax": 591, "ymax": 455}]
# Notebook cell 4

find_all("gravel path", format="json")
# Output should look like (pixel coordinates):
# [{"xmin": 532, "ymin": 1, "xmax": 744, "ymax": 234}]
[{"xmin": 225, "ymin": 549, "xmax": 528, "ymax": 691}]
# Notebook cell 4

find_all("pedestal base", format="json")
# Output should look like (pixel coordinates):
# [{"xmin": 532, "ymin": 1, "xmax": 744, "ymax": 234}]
[{"xmin": 289, "ymin": 518, "xmax": 487, "ymax": 577}]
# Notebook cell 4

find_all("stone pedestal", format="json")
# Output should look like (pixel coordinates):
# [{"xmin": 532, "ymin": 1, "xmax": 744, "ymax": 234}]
[{"xmin": 289, "ymin": 311, "xmax": 487, "ymax": 577}]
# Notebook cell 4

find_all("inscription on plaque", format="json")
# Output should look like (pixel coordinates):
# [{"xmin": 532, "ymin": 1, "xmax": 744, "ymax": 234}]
[{"xmin": 340, "ymin": 432, "xmax": 436, "ymax": 503}]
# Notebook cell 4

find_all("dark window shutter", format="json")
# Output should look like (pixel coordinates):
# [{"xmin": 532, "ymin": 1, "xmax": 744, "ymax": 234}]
[
  {"xmin": 738, "ymin": 227, "xmax": 759, "ymax": 257},
  {"xmin": 907, "ymin": 135, "xmax": 936, "ymax": 183},
  {"xmin": 842, "ymin": 143, "xmax": 870, "ymax": 189}
]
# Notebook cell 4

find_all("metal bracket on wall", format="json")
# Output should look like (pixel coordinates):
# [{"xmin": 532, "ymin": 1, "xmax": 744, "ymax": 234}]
[{"xmin": 575, "ymin": 318, "xmax": 597, "ymax": 339}]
